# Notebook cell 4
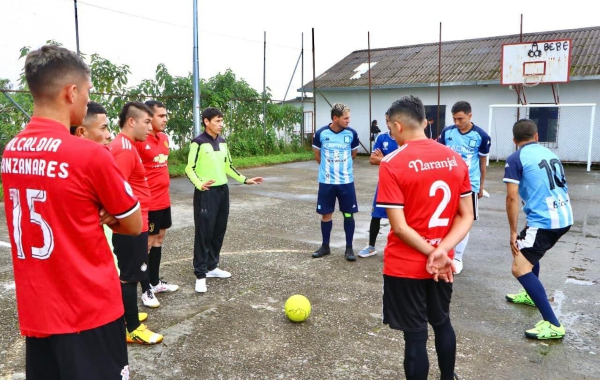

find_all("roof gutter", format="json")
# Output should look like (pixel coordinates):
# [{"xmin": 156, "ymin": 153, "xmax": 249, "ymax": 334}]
[{"xmin": 298, "ymin": 76, "xmax": 600, "ymax": 92}]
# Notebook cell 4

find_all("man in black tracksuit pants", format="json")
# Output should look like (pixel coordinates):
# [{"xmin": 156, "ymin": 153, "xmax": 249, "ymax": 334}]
[{"xmin": 185, "ymin": 107, "xmax": 263, "ymax": 293}]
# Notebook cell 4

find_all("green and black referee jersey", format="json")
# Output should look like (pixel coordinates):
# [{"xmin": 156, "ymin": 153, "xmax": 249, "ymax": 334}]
[{"xmin": 185, "ymin": 132, "xmax": 246, "ymax": 188}]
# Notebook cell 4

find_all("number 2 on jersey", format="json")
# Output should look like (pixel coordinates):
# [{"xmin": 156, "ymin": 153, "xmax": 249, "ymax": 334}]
[
  {"xmin": 8, "ymin": 188, "xmax": 54, "ymax": 260},
  {"xmin": 429, "ymin": 181, "xmax": 451, "ymax": 228}
]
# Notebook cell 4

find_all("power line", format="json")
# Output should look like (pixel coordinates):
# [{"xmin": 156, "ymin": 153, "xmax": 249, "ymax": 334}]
[{"xmin": 72, "ymin": 0, "xmax": 300, "ymax": 50}]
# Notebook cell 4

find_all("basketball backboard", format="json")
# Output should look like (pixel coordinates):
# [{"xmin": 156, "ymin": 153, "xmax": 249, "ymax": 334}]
[{"xmin": 501, "ymin": 39, "xmax": 572, "ymax": 86}]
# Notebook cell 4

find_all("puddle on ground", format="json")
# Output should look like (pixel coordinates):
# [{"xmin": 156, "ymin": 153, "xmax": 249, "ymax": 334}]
[{"xmin": 565, "ymin": 278, "xmax": 596, "ymax": 286}]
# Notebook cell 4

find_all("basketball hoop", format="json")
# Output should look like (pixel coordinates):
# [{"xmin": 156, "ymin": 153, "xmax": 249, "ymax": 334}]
[
  {"xmin": 522, "ymin": 74, "xmax": 543, "ymax": 87},
  {"xmin": 501, "ymin": 39, "xmax": 571, "ymax": 89}
]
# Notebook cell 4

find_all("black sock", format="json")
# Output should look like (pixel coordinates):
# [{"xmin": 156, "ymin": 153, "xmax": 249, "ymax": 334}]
[
  {"xmin": 369, "ymin": 218, "xmax": 381, "ymax": 247},
  {"xmin": 532, "ymin": 261, "xmax": 540, "ymax": 278},
  {"xmin": 149, "ymin": 246, "xmax": 162, "ymax": 286},
  {"xmin": 321, "ymin": 220, "xmax": 332, "ymax": 245},
  {"xmin": 433, "ymin": 318, "xmax": 456, "ymax": 380},
  {"xmin": 403, "ymin": 330, "xmax": 429, "ymax": 380},
  {"xmin": 343, "ymin": 217, "xmax": 355, "ymax": 247},
  {"xmin": 140, "ymin": 280, "xmax": 151, "ymax": 293},
  {"xmin": 121, "ymin": 282, "xmax": 140, "ymax": 332}
]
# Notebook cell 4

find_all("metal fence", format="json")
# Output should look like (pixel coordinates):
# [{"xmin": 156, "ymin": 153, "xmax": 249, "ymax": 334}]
[{"xmin": 0, "ymin": 90, "xmax": 305, "ymax": 156}]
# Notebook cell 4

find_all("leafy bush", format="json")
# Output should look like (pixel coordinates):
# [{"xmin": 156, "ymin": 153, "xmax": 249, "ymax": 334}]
[{"xmin": 1, "ymin": 44, "xmax": 305, "ymax": 157}]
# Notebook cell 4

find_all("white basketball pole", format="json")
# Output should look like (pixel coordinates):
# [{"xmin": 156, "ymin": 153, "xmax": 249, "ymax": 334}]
[
  {"xmin": 587, "ymin": 105, "xmax": 596, "ymax": 172},
  {"xmin": 487, "ymin": 107, "xmax": 493, "ymax": 166}
]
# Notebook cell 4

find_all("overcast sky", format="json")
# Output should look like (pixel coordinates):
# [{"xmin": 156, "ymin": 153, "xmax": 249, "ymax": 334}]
[{"xmin": 1, "ymin": 0, "xmax": 597, "ymax": 100}]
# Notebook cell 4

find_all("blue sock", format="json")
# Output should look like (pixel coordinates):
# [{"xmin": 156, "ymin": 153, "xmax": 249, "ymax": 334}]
[
  {"xmin": 321, "ymin": 220, "xmax": 332, "ymax": 245},
  {"xmin": 343, "ymin": 217, "xmax": 355, "ymax": 247},
  {"xmin": 517, "ymin": 272, "xmax": 560, "ymax": 326},
  {"xmin": 532, "ymin": 262, "xmax": 540, "ymax": 278}
]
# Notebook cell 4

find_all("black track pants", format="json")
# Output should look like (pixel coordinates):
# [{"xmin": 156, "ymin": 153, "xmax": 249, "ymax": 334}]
[{"xmin": 193, "ymin": 185, "xmax": 230, "ymax": 279}]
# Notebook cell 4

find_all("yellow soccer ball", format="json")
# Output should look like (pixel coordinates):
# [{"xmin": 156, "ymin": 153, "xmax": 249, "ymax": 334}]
[{"xmin": 285, "ymin": 295, "xmax": 311, "ymax": 322}]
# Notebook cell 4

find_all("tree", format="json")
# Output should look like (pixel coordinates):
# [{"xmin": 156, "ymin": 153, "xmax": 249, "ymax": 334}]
[{"xmin": 0, "ymin": 44, "xmax": 303, "ymax": 156}]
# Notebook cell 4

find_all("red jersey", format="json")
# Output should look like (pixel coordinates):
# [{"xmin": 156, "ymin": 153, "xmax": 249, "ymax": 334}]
[
  {"xmin": 135, "ymin": 132, "xmax": 170, "ymax": 211},
  {"xmin": 109, "ymin": 133, "xmax": 151, "ymax": 232},
  {"xmin": 1, "ymin": 117, "xmax": 139, "ymax": 336},
  {"xmin": 376, "ymin": 139, "xmax": 471, "ymax": 279}
]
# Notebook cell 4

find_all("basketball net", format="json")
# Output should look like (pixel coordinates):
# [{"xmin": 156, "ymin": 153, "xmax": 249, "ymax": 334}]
[{"xmin": 522, "ymin": 74, "xmax": 543, "ymax": 87}]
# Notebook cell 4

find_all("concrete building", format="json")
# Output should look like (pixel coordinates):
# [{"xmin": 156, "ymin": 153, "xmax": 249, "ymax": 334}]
[{"xmin": 299, "ymin": 26, "xmax": 600, "ymax": 162}]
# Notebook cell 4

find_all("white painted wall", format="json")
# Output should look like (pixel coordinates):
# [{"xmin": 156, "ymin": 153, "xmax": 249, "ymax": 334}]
[{"xmin": 306, "ymin": 81, "xmax": 600, "ymax": 162}]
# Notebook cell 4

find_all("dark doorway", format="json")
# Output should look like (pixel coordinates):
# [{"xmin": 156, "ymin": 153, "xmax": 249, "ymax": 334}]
[
  {"xmin": 528, "ymin": 107, "xmax": 559, "ymax": 146},
  {"xmin": 425, "ymin": 105, "xmax": 446, "ymax": 139}
]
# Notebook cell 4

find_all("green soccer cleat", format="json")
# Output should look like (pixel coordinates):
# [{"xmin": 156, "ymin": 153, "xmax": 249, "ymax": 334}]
[
  {"xmin": 525, "ymin": 320, "xmax": 565, "ymax": 340},
  {"xmin": 506, "ymin": 289, "xmax": 535, "ymax": 307}
]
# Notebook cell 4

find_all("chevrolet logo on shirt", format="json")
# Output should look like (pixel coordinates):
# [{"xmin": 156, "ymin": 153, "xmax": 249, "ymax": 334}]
[{"xmin": 153, "ymin": 154, "xmax": 169, "ymax": 163}]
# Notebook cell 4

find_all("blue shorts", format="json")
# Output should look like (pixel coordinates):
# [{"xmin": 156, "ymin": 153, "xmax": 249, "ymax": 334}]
[
  {"xmin": 371, "ymin": 185, "xmax": 388, "ymax": 219},
  {"xmin": 317, "ymin": 183, "xmax": 359, "ymax": 215}
]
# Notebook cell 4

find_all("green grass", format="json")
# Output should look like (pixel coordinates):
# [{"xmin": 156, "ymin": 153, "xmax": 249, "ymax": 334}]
[
  {"xmin": 0, "ymin": 184, "xmax": 3, "ymax": 199},
  {"xmin": 168, "ymin": 151, "xmax": 314, "ymax": 177}
]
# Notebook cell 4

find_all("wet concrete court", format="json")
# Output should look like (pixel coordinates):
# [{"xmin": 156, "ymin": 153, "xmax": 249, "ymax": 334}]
[{"xmin": 0, "ymin": 157, "xmax": 599, "ymax": 379}]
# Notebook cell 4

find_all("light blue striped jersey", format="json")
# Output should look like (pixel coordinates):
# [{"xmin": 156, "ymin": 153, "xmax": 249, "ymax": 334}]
[
  {"xmin": 312, "ymin": 125, "xmax": 359, "ymax": 184},
  {"xmin": 503, "ymin": 142, "xmax": 573, "ymax": 229},
  {"xmin": 373, "ymin": 131, "xmax": 398, "ymax": 156},
  {"xmin": 438, "ymin": 124, "xmax": 491, "ymax": 192}
]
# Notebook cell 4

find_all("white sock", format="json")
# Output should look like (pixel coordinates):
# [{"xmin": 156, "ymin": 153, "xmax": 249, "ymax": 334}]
[{"xmin": 454, "ymin": 232, "xmax": 470, "ymax": 262}]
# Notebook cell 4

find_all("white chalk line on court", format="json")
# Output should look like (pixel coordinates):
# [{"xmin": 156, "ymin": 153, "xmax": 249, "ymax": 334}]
[
  {"xmin": 162, "ymin": 249, "xmax": 305, "ymax": 266},
  {"xmin": 0, "ymin": 241, "xmax": 11, "ymax": 248}
]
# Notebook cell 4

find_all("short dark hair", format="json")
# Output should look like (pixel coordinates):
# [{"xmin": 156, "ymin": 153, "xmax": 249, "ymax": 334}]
[
  {"xmin": 451, "ymin": 101, "xmax": 471, "ymax": 115},
  {"xmin": 25, "ymin": 45, "xmax": 90, "ymax": 101},
  {"xmin": 331, "ymin": 103, "xmax": 350, "ymax": 120},
  {"xmin": 70, "ymin": 102, "xmax": 108, "ymax": 134},
  {"xmin": 513, "ymin": 119, "xmax": 538, "ymax": 142},
  {"xmin": 118, "ymin": 102, "xmax": 153, "ymax": 129},
  {"xmin": 202, "ymin": 107, "xmax": 223, "ymax": 125},
  {"xmin": 387, "ymin": 96, "xmax": 425, "ymax": 128},
  {"xmin": 86, "ymin": 101, "xmax": 107, "ymax": 119},
  {"xmin": 145, "ymin": 100, "xmax": 166, "ymax": 111}
]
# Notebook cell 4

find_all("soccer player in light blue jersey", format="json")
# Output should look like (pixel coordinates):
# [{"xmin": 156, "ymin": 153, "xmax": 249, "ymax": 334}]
[
  {"xmin": 358, "ymin": 111, "xmax": 399, "ymax": 258},
  {"xmin": 312, "ymin": 103, "xmax": 360, "ymax": 261},
  {"xmin": 504, "ymin": 119, "xmax": 572, "ymax": 340},
  {"xmin": 438, "ymin": 101, "xmax": 491, "ymax": 273}
]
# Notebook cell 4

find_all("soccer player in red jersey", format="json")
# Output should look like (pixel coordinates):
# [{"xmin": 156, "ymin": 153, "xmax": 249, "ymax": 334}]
[
  {"xmin": 70, "ymin": 101, "xmax": 111, "ymax": 144},
  {"xmin": 135, "ymin": 100, "xmax": 179, "ymax": 303},
  {"xmin": 376, "ymin": 96, "xmax": 474, "ymax": 380},
  {"xmin": 109, "ymin": 101, "xmax": 163, "ymax": 344},
  {"xmin": 72, "ymin": 101, "xmax": 150, "ymax": 324},
  {"xmin": 1, "ymin": 45, "xmax": 141, "ymax": 380}
]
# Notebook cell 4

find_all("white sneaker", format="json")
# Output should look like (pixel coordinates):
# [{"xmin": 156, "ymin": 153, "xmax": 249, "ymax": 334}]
[
  {"xmin": 453, "ymin": 259, "xmax": 463, "ymax": 275},
  {"xmin": 141, "ymin": 289, "xmax": 160, "ymax": 308},
  {"xmin": 151, "ymin": 280, "xmax": 179, "ymax": 293},
  {"xmin": 195, "ymin": 278, "xmax": 207, "ymax": 293},
  {"xmin": 206, "ymin": 268, "xmax": 231, "ymax": 278}
]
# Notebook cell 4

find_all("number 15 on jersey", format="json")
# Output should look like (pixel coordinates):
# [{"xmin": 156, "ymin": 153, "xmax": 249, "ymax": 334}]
[{"xmin": 8, "ymin": 188, "xmax": 54, "ymax": 260}]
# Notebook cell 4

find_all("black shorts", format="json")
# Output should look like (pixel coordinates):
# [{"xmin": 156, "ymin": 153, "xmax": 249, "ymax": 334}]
[
  {"xmin": 26, "ymin": 318, "xmax": 128, "ymax": 380},
  {"xmin": 471, "ymin": 192, "xmax": 479, "ymax": 221},
  {"xmin": 148, "ymin": 207, "xmax": 172, "ymax": 235},
  {"xmin": 383, "ymin": 275, "xmax": 452, "ymax": 332},
  {"xmin": 316, "ymin": 183, "xmax": 359, "ymax": 215},
  {"xmin": 517, "ymin": 225, "xmax": 571, "ymax": 265},
  {"xmin": 113, "ymin": 231, "xmax": 149, "ymax": 282}
]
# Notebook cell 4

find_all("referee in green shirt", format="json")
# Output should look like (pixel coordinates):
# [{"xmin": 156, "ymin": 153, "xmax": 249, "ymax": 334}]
[{"xmin": 186, "ymin": 107, "xmax": 262, "ymax": 293}]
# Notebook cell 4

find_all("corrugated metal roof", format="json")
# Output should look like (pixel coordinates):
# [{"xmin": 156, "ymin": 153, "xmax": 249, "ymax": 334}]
[{"xmin": 301, "ymin": 26, "xmax": 600, "ymax": 91}]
